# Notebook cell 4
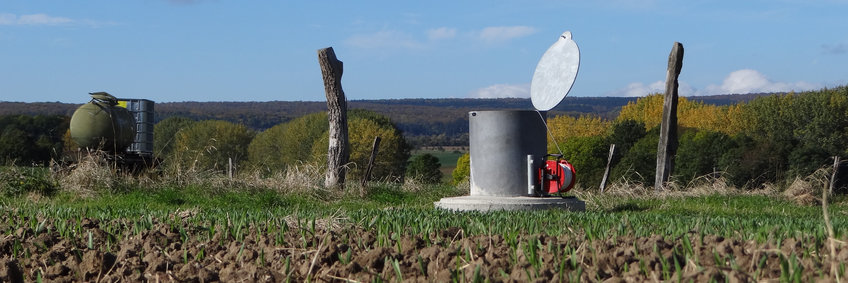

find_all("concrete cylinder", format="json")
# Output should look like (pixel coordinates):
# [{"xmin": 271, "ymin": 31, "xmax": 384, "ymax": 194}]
[{"xmin": 469, "ymin": 110, "xmax": 547, "ymax": 196}]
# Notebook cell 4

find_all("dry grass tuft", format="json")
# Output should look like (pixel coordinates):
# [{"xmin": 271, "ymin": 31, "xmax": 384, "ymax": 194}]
[
  {"xmin": 154, "ymin": 160, "xmax": 331, "ymax": 197},
  {"xmin": 783, "ymin": 167, "xmax": 832, "ymax": 206},
  {"xmin": 573, "ymin": 173, "xmax": 782, "ymax": 210},
  {"xmin": 56, "ymin": 151, "xmax": 121, "ymax": 197},
  {"xmin": 240, "ymin": 163, "xmax": 327, "ymax": 194}
]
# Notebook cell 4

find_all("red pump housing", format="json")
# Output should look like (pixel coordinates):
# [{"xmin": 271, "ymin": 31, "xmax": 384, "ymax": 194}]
[{"xmin": 540, "ymin": 159, "xmax": 576, "ymax": 194}]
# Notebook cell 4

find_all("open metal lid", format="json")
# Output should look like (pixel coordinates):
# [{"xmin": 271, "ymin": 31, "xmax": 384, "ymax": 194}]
[{"xmin": 530, "ymin": 31, "xmax": 580, "ymax": 111}]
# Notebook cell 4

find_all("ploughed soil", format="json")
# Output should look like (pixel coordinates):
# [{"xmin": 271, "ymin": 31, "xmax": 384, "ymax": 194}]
[{"xmin": 1, "ymin": 214, "xmax": 847, "ymax": 282}]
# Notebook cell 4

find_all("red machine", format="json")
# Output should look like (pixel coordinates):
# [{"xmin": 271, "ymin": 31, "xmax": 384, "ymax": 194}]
[{"xmin": 539, "ymin": 155, "xmax": 576, "ymax": 194}]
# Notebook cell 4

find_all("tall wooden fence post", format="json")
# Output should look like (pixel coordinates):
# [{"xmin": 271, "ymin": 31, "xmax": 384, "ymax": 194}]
[
  {"xmin": 318, "ymin": 47, "xmax": 350, "ymax": 189},
  {"xmin": 599, "ymin": 144, "xmax": 615, "ymax": 192},
  {"xmin": 655, "ymin": 42, "xmax": 684, "ymax": 190}
]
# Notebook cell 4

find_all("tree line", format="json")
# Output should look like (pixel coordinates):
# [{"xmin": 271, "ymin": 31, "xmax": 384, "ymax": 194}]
[
  {"xmin": 153, "ymin": 109, "xmax": 421, "ymax": 182},
  {"xmin": 1, "ymin": 95, "xmax": 765, "ymax": 148},
  {"xmin": 0, "ymin": 115, "xmax": 68, "ymax": 165},
  {"xmin": 4, "ymin": 90, "xmax": 815, "ymax": 187},
  {"xmin": 539, "ymin": 86, "xmax": 848, "ymax": 189}
]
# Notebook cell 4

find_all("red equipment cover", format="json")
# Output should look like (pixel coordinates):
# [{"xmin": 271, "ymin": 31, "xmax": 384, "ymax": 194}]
[{"xmin": 542, "ymin": 160, "xmax": 576, "ymax": 194}]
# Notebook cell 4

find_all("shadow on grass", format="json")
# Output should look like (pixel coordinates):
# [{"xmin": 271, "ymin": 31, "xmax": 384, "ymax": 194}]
[{"xmin": 607, "ymin": 202, "xmax": 649, "ymax": 212}]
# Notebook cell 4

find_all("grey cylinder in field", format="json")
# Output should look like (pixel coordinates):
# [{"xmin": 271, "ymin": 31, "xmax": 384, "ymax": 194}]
[{"xmin": 469, "ymin": 110, "xmax": 547, "ymax": 196}]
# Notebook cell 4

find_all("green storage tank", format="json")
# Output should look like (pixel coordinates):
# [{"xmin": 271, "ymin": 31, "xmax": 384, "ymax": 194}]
[{"xmin": 70, "ymin": 92, "xmax": 136, "ymax": 152}]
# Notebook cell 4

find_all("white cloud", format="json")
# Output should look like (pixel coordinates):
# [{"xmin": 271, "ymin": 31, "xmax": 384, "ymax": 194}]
[
  {"xmin": 479, "ymin": 26, "xmax": 537, "ymax": 43},
  {"xmin": 699, "ymin": 69, "xmax": 819, "ymax": 95},
  {"xmin": 0, "ymin": 13, "xmax": 73, "ymax": 26},
  {"xmin": 345, "ymin": 30, "xmax": 423, "ymax": 49},
  {"xmin": 0, "ymin": 13, "xmax": 111, "ymax": 27},
  {"xmin": 427, "ymin": 27, "xmax": 457, "ymax": 41},
  {"xmin": 606, "ymin": 80, "xmax": 694, "ymax": 97},
  {"xmin": 610, "ymin": 69, "xmax": 821, "ymax": 97},
  {"xmin": 470, "ymin": 83, "xmax": 530, "ymax": 98}
]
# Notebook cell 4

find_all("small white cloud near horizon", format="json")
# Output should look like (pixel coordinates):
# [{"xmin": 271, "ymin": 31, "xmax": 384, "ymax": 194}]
[
  {"xmin": 345, "ymin": 30, "xmax": 423, "ymax": 49},
  {"xmin": 0, "ymin": 13, "xmax": 74, "ymax": 26},
  {"xmin": 608, "ymin": 69, "xmax": 820, "ymax": 97},
  {"xmin": 470, "ymin": 83, "xmax": 530, "ymax": 98},
  {"xmin": 606, "ymin": 80, "xmax": 694, "ymax": 97},
  {"xmin": 701, "ymin": 69, "xmax": 820, "ymax": 95},
  {"xmin": 479, "ymin": 26, "xmax": 537, "ymax": 43},
  {"xmin": 427, "ymin": 27, "xmax": 457, "ymax": 41}
]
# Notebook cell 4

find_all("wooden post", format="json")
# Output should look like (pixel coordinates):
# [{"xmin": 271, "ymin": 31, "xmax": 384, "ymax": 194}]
[
  {"xmin": 825, "ymin": 155, "xmax": 839, "ymax": 279},
  {"xmin": 830, "ymin": 156, "xmax": 840, "ymax": 195},
  {"xmin": 655, "ymin": 42, "xmax": 684, "ymax": 190},
  {"xmin": 360, "ymin": 136, "xmax": 382, "ymax": 194},
  {"xmin": 228, "ymin": 157, "xmax": 233, "ymax": 179},
  {"xmin": 318, "ymin": 47, "xmax": 350, "ymax": 189},
  {"xmin": 599, "ymin": 144, "xmax": 615, "ymax": 192}
]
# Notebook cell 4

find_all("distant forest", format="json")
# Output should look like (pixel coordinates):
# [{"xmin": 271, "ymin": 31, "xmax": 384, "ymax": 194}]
[{"xmin": 0, "ymin": 94, "xmax": 766, "ymax": 147}]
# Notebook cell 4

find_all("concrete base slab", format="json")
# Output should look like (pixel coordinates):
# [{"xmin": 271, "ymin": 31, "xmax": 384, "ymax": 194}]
[{"xmin": 434, "ymin": 196, "xmax": 585, "ymax": 212}]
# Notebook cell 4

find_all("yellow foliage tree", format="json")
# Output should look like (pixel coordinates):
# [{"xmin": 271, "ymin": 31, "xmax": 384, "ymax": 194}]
[
  {"xmin": 616, "ymin": 94, "xmax": 667, "ymax": 129},
  {"xmin": 309, "ymin": 111, "xmax": 411, "ymax": 181},
  {"xmin": 617, "ymin": 93, "xmax": 745, "ymax": 135},
  {"xmin": 172, "ymin": 120, "xmax": 255, "ymax": 173},
  {"xmin": 546, "ymin": 114, "xmax": 610, "ymax": 150}
]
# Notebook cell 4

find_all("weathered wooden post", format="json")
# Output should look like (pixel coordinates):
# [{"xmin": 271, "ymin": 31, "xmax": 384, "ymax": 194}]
[
  {"xmin": 360, "ymin": 136, "xmax": 382, "ymax": 193},
  {"xmin": 655, "ymin": 42, "xmax": 684, "ymax": 190},
  {"xmin": 600, "ymin": 144, "xmax": 615, "ymax": 192},
  {"xmin": 317, "ymin": 47, "xmax": 350, "ymax": 189}
]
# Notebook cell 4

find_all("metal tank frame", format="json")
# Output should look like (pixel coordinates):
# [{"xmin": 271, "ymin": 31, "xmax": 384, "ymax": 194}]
[{"xmin": 118, "ymin": 99, "xmax": 155, "ymax": 157}]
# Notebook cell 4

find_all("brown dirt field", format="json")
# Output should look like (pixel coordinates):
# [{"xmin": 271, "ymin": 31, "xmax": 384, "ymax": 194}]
[{"xmin": 1, "ymin": 216, "xmax": 847, "ymax": 282}]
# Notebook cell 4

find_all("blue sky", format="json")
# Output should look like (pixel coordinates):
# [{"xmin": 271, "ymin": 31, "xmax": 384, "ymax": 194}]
[{"xmin": 1, "ymin": 0, "xmax": 847, "ymax": 103}]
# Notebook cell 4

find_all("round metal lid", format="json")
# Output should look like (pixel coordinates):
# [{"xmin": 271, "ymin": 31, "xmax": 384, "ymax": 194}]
[{"xmin": 530, "ymin": 31, "xmax": 580, "ymax": 111}]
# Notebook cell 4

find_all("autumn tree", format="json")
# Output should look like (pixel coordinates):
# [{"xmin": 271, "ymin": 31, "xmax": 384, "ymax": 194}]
[
  {"xmin": 248, "ymin": 110, "xmax": 410, "ymax": 180},
  {"xmin": 546, "ymin": 114, "xmax": 610, "ymax": 150},
  {"xmin": 248, "ymin": 112, "xmax": 327, "ymax": 172},
  {"xmin": 310, "ymin": 110, "xmax": 410, "ymax": 181},
  {"xmin": 172, "ymin": 120, "xmax": 255, "ymax": 173},
  {"xmin": 451, "ymin": 153, "xmax": 470, "ymax": 185},
  {"xmin": 616, "ymin": 94, "xmax": 667, "ymax": 129},
  {"xmin": 617, "ymin": 94, "xmax": 745, "ymax": 135},
  {"xmin": 153, "ymin": 116, "xmax": 195, "ymax": 159}
]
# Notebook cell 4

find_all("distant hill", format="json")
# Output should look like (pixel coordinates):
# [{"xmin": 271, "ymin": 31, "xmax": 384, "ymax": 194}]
[{"xmin": 0, "ymin": 93, "xmax": 767, "ymax": 147}]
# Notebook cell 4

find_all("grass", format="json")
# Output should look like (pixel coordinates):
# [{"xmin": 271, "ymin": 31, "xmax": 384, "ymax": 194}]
[
  {"xmin": 3, "ymin": 159, "xmax": 847, "ymax": 247},
  {"xmin": 410, "ymin": 149, "xmax": 466, "ymax": 168},
  {"xmin": 4, "ymin": 183, "xmax": 845, "ymax": 243},
  {"xmin": 2, "ymin": 166, "xmax": 847, "ymax": 281},
  {"xmin": 4, "ymin": 158, "xmax": 847, "ymax": 281}
]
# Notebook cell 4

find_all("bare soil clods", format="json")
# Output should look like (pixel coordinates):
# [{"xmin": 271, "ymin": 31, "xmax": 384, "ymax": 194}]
[{"xmin": 1, "ymin": 216, "xmax": 846, "ymax": 282}]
